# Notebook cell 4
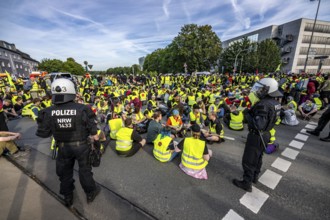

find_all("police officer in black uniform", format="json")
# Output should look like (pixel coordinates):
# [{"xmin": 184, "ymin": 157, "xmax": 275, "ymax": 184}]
[
  {"xmin": 36, "ymin": 78, "xmax": 101, "ymax": 206},
  {"xmin": 233, "ymin": 78, "xmax": 282, "ymax": 192}
]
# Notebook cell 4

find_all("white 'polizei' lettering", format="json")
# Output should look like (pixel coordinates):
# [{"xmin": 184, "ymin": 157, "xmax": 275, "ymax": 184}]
[
  {"xmin": 57, "ymin": 118, "xmax": 72, "ymax": 123},
  {"xmin": 51, "ymin": 109, "xmax": 77, "ymax": 116}
]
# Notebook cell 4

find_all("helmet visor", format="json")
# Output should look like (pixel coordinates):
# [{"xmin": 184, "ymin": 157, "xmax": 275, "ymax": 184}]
[{"xmin": 250, "ymin": 82, "xmax": 265, "ymax": 93}]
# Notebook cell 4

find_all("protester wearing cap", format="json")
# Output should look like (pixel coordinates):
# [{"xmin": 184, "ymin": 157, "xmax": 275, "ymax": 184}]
[
  {"xmin": 176, "ymin": 124, "xmax": 212, "ymax": 180},
  {"xmin": 166, "ymin": 109, "xmax": 185, "ymax": 137}
]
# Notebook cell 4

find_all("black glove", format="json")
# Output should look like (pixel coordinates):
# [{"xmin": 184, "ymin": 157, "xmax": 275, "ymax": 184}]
[
  {"xmin": 94, "ymin": 140, "xmax": 101, "ymax": 150},
  {"xmin": 89, "ymin": 140, "xmax": 101, "ymax": 167}
]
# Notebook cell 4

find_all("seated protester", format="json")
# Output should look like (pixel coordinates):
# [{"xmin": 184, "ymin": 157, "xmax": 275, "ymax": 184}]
[
  {"xmin": 298, "ymin": 99, "xmax": 318, "ymax": 120},
  {"xmin": 108, "ymin": 112, "xmax": 127, "ymax": 140},
  {"xmin": 0, "ymin": 131, "xmax": 25, "ymax": 157},
  {"xmin": 153, "ymin": 128, "xmax": 180, "ymax": 162},
  {"xmin": 176, "ymin": 124, "xmax": 212, "ymax": 180},
  {"xmin": 223, "ymin": 104, "xmax": 244, "ymax": 131},
  {"xmin": 281, "ymin": 104, "xmax": 299, "ymax": 126},
  {"xmin": 143, "ymin": 103, "xmax": 154, "ymax": 126},
  {"xmin": 148, "ymin": 94, "xmax": 159, "ymax": 110},
  {"xmin": 286, "ymin": 96, "xmax": 297, "ymax": 111},
  {"xmin": 202, "ymin": 111, "xmax": 225, "ymax": 144},
  {"xmin": 14, "ymin": 97, "xmax": 24, "ymax": 116},
  {"xmin": 112, "ymin": 98, "xmax": 124, "ymax": 118},
  {"xmin": 189, "ymin": 104, "xmax": 204, "ymax": 127},
  {"xmin": 3, "ymin": 99, "xmax": 20, "ymax": 120},
  {"xmin": 146, "ymin": 111, "xmax": 164, "ymax": 144},
  {"xmin": 41, "ymin": 96, "xmax": 52, "ymax": 109},
  {"xmin": 132, "ymin": 106, "xmax": 148, "ymax": 133},
  {"xmin": 166, "ymin": 109, "xmax": 185, "ymax": 137},
  {"xmin": 31, "ymin": 98, "xmax": 41, "ymax": 120},
  {"xmin": 115, "ymin": 118, "xmax": 146, "ymax": 157}
]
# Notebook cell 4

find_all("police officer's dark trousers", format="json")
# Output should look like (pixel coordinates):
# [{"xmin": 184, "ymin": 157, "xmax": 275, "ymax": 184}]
[
  {"xmin": 56, "ymin": 141, "xmax": 96, "ymax": 197},
  {"xmin": 314, "ymin": 107, "xmax": 330, "ymax": 133},
  {"xmin": 242, "ymin": 131, "xmax": 270, "ymax": 183}
]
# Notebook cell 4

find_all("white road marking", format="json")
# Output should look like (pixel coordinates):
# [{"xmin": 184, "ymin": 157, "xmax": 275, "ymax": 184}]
[
  {"xmin": 271, "ymin": 157, "xmax": 292, "ymax": 172},
  {"xmin": 294, "ymin": 133, "xmax": 309, "ymax": 142},
  {"xmin": 308, "ymin": 121, "xmax": 318, "ymax": 125},
  {"xmin": 305, "ymin": 124, "xmax": 317, "ymax": 130},
  {"xmin": 239, "ymin": 186, "xmax": 269, "ymax": 214},
  {"xmin": 300, "ymin": 129, "xmax": 310, "ymax": 135},
  {"xmin": 258, "ymin": 169, "xmax": 282, "ymax": 190},
  {"xmin": 281, "ymin": 148, "xmax": 300, "ymax": 160},
  {"xmin": 224, "ymin": 136, "xmax": 235, "ymax": 141},
  {"xmin": 222, "ymin": 209, "xmax": 244, "ymax": 220},
  {"xmin": 289, "ymin": 140, "xmax": 304, "ymax": 149}
]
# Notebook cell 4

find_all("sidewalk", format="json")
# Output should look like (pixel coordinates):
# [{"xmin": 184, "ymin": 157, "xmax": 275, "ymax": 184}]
[{"xmin": 0, "ymin": 157, "xmax": 78, "ymax": 220}]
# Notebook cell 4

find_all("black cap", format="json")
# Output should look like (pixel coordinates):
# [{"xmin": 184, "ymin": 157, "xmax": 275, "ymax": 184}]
[{"xmin": 191, "ymin": 124, "xmax": 201, "ymax": 132}]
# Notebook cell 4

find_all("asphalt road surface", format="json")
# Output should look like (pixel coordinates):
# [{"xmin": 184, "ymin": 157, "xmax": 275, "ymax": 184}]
[{"xmin": 5, "ymin": 111, "xmax": 330, "ymax": 220}]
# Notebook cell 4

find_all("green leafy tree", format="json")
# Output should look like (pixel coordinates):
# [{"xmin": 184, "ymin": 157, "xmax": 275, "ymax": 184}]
[
  {"xmin": 256, "ymin": 39, "xmax": 281, "ymax": 73},
  {"xmin": 170, "ymin": 24, "xmax": 222, "ymax": 72},
  {"xmin": 38, "ymin": 58, "xmax": 63, "ymax": 73},
  {"xmin": 61, "ymin": 58, "xmax": 85, "ymax": 75}
]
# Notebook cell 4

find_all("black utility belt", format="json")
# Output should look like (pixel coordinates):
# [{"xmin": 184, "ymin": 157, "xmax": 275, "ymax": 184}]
[{"xmin": 57, "ymin": 140, "xmax": 87, "ymax": 147}]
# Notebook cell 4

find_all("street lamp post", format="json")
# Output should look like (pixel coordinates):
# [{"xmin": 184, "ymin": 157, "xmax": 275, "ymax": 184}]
[
  {"xmin": 303, "ymin": 0, "xmax": 321, "ymax": 73},
  {"xmin": 234, "ymin": 48, "xmax": 250, "ymax": 74}
]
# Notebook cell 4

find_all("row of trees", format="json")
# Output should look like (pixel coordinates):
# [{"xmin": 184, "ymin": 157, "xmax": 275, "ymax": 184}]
[
  {"xmin": 38, "ymin": 58, "xmax": 85, "ymax": 75},
  {"xmin": 38, "ymin": 24, "xmax": 281, "ymax": 75},
  {"xmin": 143, "ymin": 24, "xmax": 281, "ymax": 74}
]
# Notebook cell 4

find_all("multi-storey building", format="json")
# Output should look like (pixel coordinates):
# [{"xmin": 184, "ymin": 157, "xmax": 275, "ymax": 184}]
[
  {"xmin": 0, "ymin": 40, "xmax": 39, "ymax": 76},
  {"xmin": 222, "ymin": 18, "xmax": 330, "ymax": 74}
]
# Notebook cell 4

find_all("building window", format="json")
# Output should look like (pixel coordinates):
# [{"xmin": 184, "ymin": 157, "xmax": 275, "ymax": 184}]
[
  {"xmin": 8, "ymin": 45, "xmax": 12, "ymax": 50},
  {"xmin": 0, "ymin": 51, "xmax": 1, "ymax": 56},
  {"xmin": 20, "ymin": 65, "xmax": 22, "ymax": 69},
  {"xmin": 24, "ymin": 67, "xmax": 27, "ymax": 71},
  {"xmin": 4, "ymin": 51, "xmax": 8, "ymax": 57},
  {"xmin": 13, "ymin": 55, "xmax": 16, "ymax": 59},
  {"xmin": 1, "ymin": 61, "xmax": 4, "ymax": 67},
  {"xmin": 16, "ymin": 64, "xmax": 18, "ymax": 68},
  {"xmin": 8, "ymin": 63, "xmax": 11, "ymax": 67}
]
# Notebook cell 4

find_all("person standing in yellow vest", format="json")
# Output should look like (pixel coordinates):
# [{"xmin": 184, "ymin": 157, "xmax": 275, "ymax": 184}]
[
  {"xmin": 202, "ymin": 111, "xmax": 225, "ymax": 144},
  {"xmin": 177, "ymin": 124, "xmax": 212, "ymax": 180},
  {"xmin": 153, "ymin": 128, "xmax": 179, "ymax": 162},
  {"xmin": 115, "ymin": 118, "xmax": 146, "ymax": 157}
]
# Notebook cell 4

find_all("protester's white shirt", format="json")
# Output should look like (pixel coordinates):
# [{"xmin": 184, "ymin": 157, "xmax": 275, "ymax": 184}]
[{"xmin": 282, "ymin": 109, "xmax": 299, "ymax": 126}]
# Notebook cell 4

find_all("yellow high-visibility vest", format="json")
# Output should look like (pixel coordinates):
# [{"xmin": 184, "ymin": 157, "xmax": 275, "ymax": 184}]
[
  {"xmin": 153, "ymin": 134, "xmax": 172, "ymax": 162},
  {"xmin": 115, "ymin": 127, "xmax": 134, "ymax": 152},
  {"xmin": 109, "ymin": 118, "xmax": 123, "ymax": 139},
  {"xmin": 181, "ymin": 137, "xmax": 208, "ymax": 170},
  {"xmin": 229, "ymin": 112, "xmax": 244, "ymax": 130}
]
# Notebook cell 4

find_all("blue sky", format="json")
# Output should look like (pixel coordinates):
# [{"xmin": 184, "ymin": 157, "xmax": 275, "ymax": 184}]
[{"xmin": 0, "ymin": 0, "xmax": 329, "ymax": 70}]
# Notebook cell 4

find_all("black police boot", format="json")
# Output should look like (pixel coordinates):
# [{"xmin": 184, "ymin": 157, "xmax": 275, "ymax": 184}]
[
  {"xmin": 320, "ymin": 135, "xmax": 330, "ymax": 142},
  {"xmin": 232, "ymin": 179, "xmax": 252, "ymax": 192},
  {"xmin": 87, "ymin": 185, "xmax": 101, "ymax": 204},
  {"xmin": 253, "ymin": 175, "xmax": 259, "ymax": 184},
  {"xmin": 64, "ymin": 194, "xmax": 73, "ymax": 207},
  {"xmin": 306, "ymin": 130, "xmax": 320, "ymax": 136}
]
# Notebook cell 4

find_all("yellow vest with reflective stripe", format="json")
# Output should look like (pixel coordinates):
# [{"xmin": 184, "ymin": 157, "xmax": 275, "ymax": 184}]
[
  {"xmin": 187, "ymin": 96, "xmax": 196, "ymax": 106},
  {"xmin": 109, "ymin": 118, "xmax": 123, "ymax": 139},
  {"xmin": 22, "ymin": 103, "xmax": 33, "ymax": 116},
  {"xmin": 153, "ymin": 134, "xmax": 172, "ymax": 162},
  {"xmin": 32, "ymin": 82, "xmax": 39, "ymax": 90},
  {"xmin": 288, "ymin": 100, "xmax": 297, "ymax": 111},
  {"xmin": 182, "ymin": 138, "xmax": 208, "ymax": 170},
  {"xmin": 189, "ymin": 112, "xmax": 201, "ymax": 125},
  {"xmin": 229, "ymin": 112, "xmax": 244, "ymax": 130},
  {"xmin": 145, "ymin": 109, "xmax": 154, "ymax": 118},
  {"xmin": 209, "ymin": 121, "xmax": 224, "ymax": 138},
  {"xmin": 114, "ymin": 104, "xmax": 123, "ymax": 114},
  {"xmin": 208, "ymin": 104, "xmax": 217, "ymax": 113},
  {"xmin": 140, "ymin": 92, "xmax": 147, "ymax": 101},
  {"xmin": 115, "ymin": 127, "xmax": 134, "ymax": 152},
  {"xmin": 313, "ymin": 98, "xmax": 322, "ymax": 110},
  {"xmin": 169, "ymin": 116, "xmax": 181, "ymax": 128}
]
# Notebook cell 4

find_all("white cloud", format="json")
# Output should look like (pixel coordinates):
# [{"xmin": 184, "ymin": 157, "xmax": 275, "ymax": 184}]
[{"xmin": 0, "ymin": 0, "xmax": 329, "ymax": 70}]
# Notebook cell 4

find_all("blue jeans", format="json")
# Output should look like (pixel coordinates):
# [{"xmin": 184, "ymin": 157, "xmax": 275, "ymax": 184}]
[{"xmin": 168, "ymin": 151, "xmax": 179, "ymax": 161}]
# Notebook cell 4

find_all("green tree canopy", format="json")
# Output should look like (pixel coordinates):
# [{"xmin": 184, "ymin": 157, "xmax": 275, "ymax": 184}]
[
  {"xmin": 38, "ymin": 58, "xmax": 85, "ymax": 75},
  {"xmin": 143, "ymin": 24, "xmax": 222, "ymax": 73}
]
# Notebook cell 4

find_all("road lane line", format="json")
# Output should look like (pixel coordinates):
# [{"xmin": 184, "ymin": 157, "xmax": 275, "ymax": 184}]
[
  {"xmin": 305, "ymin": 124, "xmax": 317, "ymax": 130},
  {"xmin": 222, "ymin": 209, "xmax": 244, "ymax": 220},
  {"xmin": 294, "ymin": 133, "xmax": 309, "ymax": 142},
  {"xmin": 224, "ymin": 136, "xmax": 235, "ymax": 141},
  {"xmin": 281, "ymin": 148, "xmax": 300, "ymax": 160},
  {"xmin": 271, "ymin": 157, "xmax": 292, "ymax": 172},
  {"xmin": 289, "ymin": 140, "xmax": 304, "ymax": 149},
  {"xmin": 239, "ymin": 186, "xmax": 269, "ymax": 214},
  {"xmin": 300, "ymin": 129, "xmax": 310, "ymax": 135},
  {"xmin": 308, "ymin": 121, "xmax": 318, "ymax": 125},
  {"xmin": 258, "ymin": 169, "xmax": 282, "ymax": 190}
]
